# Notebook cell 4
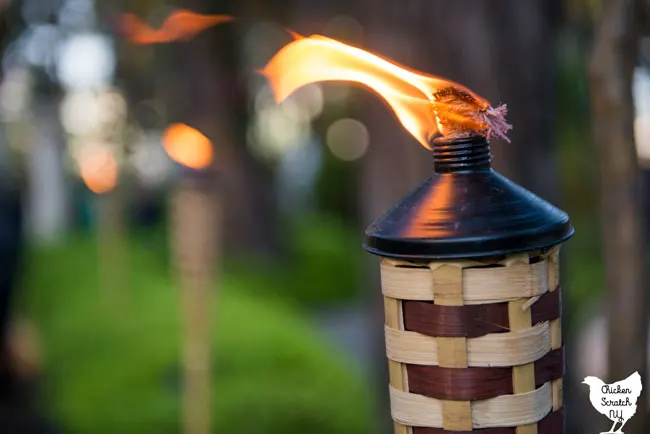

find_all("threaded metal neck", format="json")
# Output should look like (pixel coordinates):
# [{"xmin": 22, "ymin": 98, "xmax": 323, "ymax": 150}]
[{"xmin": 432, "ymin": 135, "xmax": 491, "ymax": 173}]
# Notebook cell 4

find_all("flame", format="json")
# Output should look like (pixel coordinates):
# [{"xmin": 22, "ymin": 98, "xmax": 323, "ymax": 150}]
[
  {"xmin": 119, "ymin": 9, "xmax": 233, "ymax": 44},
  {"xmin": 261, "ymin": 35, "xmax": 511, "ymax": 148},
  {"xmin": 78, "ymin": 146, "xmax": 118, "ymax": 195},
  {"xmin": 163, "ymin": 123, "xmax": 214, "ymax": 170}
]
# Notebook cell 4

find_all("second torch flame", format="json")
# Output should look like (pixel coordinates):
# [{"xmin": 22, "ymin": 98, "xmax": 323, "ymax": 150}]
[
  {"xmin": 120, "ymin": 9, "xmax": 233, "ymax": 45},
  {"xmin": 163, "ymin": 123, "xmax": 214, "ymax": 170},
  {"xmin": 261, "ymin": 34, "xmax": 512, "ymax": 148}
]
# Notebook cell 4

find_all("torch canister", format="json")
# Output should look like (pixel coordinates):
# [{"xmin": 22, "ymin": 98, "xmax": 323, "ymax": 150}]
[{"xmin": 365, "ymin": 135, "xmax": 573, "ymax": 434}]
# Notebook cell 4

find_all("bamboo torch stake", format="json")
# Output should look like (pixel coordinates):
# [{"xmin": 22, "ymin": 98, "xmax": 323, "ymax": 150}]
[
  {"xmin": 164, "ymin": 124, "xmax": 219, "ymax": 434},
  {"xmin": 97, "ymin": 187, "xmax": 125, "ymax": 296},
  {"xmin": 78, "ymin": 143, "xmax": 123, "ymax": 298}
]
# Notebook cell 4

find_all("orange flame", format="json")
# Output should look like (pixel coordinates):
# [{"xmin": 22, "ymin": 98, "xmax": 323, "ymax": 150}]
[
  {"xmin": 261, "ymin": 35, "xmax": 511, "ymax": 148},
  {"xmin": 163, "ymin": 123, "xmax": 214, "ymax": 170},
  {"xmin": 78, "ymin": 147, "xmax": 118, "ymax": 194},
  {"xmin": 119, "ymin": 9, "xmax": 233, "ymax": 44}
]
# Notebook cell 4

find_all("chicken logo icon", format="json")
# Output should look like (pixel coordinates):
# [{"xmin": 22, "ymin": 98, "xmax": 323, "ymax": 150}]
[{"xmin": 582, "ymin": 372, "xmax": 642, "ymax": 433}]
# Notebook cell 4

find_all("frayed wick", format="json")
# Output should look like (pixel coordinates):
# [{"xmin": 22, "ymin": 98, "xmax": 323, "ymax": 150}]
[
  {"xmin": 480, "ymin": 104, "xmax": 512, "ymax": 143},
  {"xmin": 431, "ymin": 86, "xmax": 512, "ymax": 143}
]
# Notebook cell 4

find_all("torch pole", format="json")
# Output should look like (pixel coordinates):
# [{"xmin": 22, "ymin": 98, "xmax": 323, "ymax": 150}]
[
  {"xmin": 171, "ymin": 176, "xmax": 219, "ymax": 434},
  {"xmin": 97, "ymin": 188, "xmax": 126, "ymax": 300}
]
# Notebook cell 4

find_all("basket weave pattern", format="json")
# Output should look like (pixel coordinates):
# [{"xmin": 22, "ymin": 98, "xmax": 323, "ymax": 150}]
[{"xmin": 382, "ymin": 248, "xmax": 564, "ymax": 433}]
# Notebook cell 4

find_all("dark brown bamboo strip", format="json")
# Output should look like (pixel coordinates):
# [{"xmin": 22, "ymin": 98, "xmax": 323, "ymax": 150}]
[
  {"xmin": 537, "ymin": 408, "xmax": 563, "ymax": 432},
  {"xmin": 534, "ymin": 348, "xmax": 564, "ymax": 388},
  {"xmin": 405, "ymin": 347, "xmax": 563, "ymax": 401},
  {"xmin": 403, "ymin": 301, "xmax": 510, "ymax": 338},
  {"xmin": 530, "ymin": 287, "xmax": 561, "ymax": 325},
  {"xmin": 403, "ymin": 289, "xmax": 561, "ymax": 338},
  {"xmin": 407, "ymin": 364, "xmax": 512, "ymax": 400},
  {"xmin": 431, "ymin": 265, "xmax": 472, "ymax": 431},
  {"xmin": 411, "ymin": 408, "xmax": 563, "ymax": 434}
]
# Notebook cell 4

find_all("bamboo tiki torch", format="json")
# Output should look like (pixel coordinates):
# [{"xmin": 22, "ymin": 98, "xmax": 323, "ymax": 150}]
[
  {"xmin": 258, "ymin": 34, "xmax": 576, "ymax": 434},
  {"xmin": 77, "ymin": 143, "xmax": 122, "ymax": 297},
  {"xmin": 117, "ymin": 12, "xmax": 234, "ymax": 434},
  {"xmin": 364, "ymin": 134, "xmax": 573, "ymax": 433},
  {"xmin": 163, "ymin": 123, "xmax": 220, "ymax": 434}
]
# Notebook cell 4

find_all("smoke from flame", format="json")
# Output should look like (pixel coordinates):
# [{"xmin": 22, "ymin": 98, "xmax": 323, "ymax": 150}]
[
  {"xmin": 163, "ymin": 123, "xmax": 214, "ymax": 170},
  {"xmin": 119, "ymin": 9, "xmax": 233, "ymax": 44},
  {"xmin": 261, "ymin": 34, "xmax": 511, "ymax": 148}
]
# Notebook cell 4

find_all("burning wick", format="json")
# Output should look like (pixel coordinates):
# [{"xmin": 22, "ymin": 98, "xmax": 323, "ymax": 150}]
[
  {"xmin": 119, "ymin": 9, "xmax": 233, "ymax": 44},
  {"xmin": 432, "ymin": 86, "xmax": 511, "ymax": 143},
  {"xmin": 261, "ymin": 34, "xmax": 512, "ymax": 147}
]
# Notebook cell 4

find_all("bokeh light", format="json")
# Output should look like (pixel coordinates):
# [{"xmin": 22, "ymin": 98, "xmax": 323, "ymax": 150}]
[
  {"xmin": 633, "ymin": 67, "xmax": 650, "ymax": 166},
  {"xmin": 325, "ymin": 118, "xmax": 369, "ymax": 161},
  {"xmin": 76, "ymin": 142, "xmax": 118, "ymax": 194},
  {"xmin": 249, "ymin": 100, "xmax": 311, "ymax": 161},
  {"xmin": 286, "ymin": 84, "xmax": 324, "ymax": 121},
  {"xmin": 57, "ymin": 0, "xmax": 96, "ymax": 29},
  {"xmin": 634, "ymin": 114, "xmax": 650, "ymax": 164},
  {"xmin": 162, "ymin": 123, "xmax": 214, "ymax": 170},
  {"xmin": 130, "ymin": 130, "xmax": 173, "ymax": 187},
  {"xmin": 0, "ymin": 67, "xmax": 33, "ymax": 121},
  {"xmin": 249, "ymin": 84, "xmax": 312, "ymax": 161},
  {"xmin": 56, "ymin": 33, "xmax": 115, "ymax": 91},
  {"xmin": 22, "ymin": 24, "xmax": 60, "ymax": 69},
  {"xmin": 60, "ymin": 89, "xmax": 127, "ymax": 137}
]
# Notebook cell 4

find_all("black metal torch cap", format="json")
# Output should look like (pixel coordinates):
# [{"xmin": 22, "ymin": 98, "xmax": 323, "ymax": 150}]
[{"xmin": 364, "ymin": 136, "xmax": 574, "ymax": 259}]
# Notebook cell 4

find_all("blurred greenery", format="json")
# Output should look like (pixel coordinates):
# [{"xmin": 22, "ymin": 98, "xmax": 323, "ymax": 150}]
[
  {"xmin": 20, "ymin": 233, "xmax": 373, "ymax": 434},
  {"xmin": 555, "ymin": 29, "xmax": 605, "ymax": 322},
  {"xmin": 226, "ymin": 213, "xmax": 363, "ymax": 306}
]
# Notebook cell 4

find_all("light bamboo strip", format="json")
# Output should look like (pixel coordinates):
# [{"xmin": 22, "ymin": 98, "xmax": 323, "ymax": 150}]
[
  {"xmin": 389, "ymin": 383, "xmax": 552, "ymax": 429},
  {"xmin": 380, "ymin": 258, "xmax": 548, "ymax": 304},
  {"xmin": 507, "ymin": 256, "xmax": 538, "ymax": 434},
  {"xmin": 431, "ymin": 264, "xmax": 472, "ymax": 431},
  {"xmin": 547, "ymin": 247, "xmax": 563, "ymax": 411},
  {"xmin": 384, "ymin": 296, "xmax": 412, "ymax": 434},
  {"xmin": 385, "ymin": 322, "xmax": 551, "ymax": 367}
]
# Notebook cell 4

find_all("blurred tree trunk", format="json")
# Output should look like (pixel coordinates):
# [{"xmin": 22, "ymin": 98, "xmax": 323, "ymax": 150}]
[
  {"xmin": 353, "ymin": 1, "xmax": 561, "ymax": 432},
  {"xmin": 589, "ymin": 1, "xmax": 648, "ymax": 433},
  {"xmin": 26, "ymin": 98, "xmax": 71, "ymax": 245},
  {"xmin": 167, "ymin": 0, "xmax": 278, "ymax": 257}
]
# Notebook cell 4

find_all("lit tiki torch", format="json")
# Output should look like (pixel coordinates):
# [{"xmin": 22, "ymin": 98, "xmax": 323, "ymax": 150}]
[
  {"xmin": 163, "ymin": 123, "xmax": 219, "ymax": 434},
  {"xmin": 120, "ymin": 12, "xmax": 232, "ymax": 434},
  {"xmin": 76, "ymin": 142, "xmax": 122, "ymax": 296},
  {"xmin": 263, "ymin": 35, "xmax": 573, "ymax": 433}
]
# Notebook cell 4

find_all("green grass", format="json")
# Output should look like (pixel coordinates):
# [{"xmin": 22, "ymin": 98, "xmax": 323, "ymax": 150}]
[
  {"xmin": 20, "ymin": 234, "xmax": 373, "ymax": 434},
  {"xmin": 224, "ymin": 213, "xmax": 364, "ymax": 306}
]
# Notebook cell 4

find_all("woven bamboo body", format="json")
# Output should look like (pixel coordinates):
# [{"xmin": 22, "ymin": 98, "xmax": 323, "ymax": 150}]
[{"xmin": 381, "ymin": 248, "xmax": 564, "ymax": 434}]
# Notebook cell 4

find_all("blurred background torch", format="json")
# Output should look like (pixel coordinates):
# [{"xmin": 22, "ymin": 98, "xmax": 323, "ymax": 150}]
[
  {"xmin": 72, "ymin": 92, "xmax": 127, "ymax": 297},
  {"xmin": 163, "ymin": 122, "xmax": 220, "ymax": 434},
  {"xmin": 120, "ymin": 12, "xmax": 231, "ymax": 434},
  {"xmin": 76, "ymin": 141, "xmax": 119, "ymax": 273}
]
